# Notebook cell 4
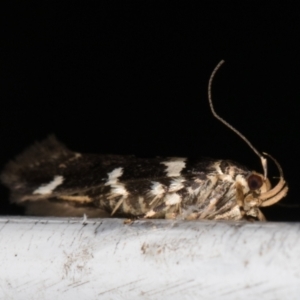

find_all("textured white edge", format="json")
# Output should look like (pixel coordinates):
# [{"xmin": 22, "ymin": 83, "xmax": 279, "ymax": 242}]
[{"xmin": 0, "ymin": 216, "xmax": 300, "ymax": 300}]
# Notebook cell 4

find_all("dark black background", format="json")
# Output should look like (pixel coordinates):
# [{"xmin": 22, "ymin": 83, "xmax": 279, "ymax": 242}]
[{"xmin": 1, "ymin": 2, "xmax": 299, "ymax": 221}]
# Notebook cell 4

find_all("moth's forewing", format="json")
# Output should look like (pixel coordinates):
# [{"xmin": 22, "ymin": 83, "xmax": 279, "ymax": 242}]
[{"xmin": 1, "ymin": 136, "xmax": 257, "ymax": 219}]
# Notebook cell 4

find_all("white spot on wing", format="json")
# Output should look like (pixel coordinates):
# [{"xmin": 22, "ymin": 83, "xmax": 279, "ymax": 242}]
[
  {"xmin": 33, "ymin": 175, "xmax": 64, "ymax": 195},
  {"xmin": 105, "ymin": 167, "xmax": 124, "ymax": 186},
  {"xmin": 150, "ymin": 182, "xmax": 165, "ymax": 196},
  {"xmin": 165, "ymin": 193, "xmax": 181, "ymax": 205},
  {"xmin": 168, "ymin": 177, "xmax": 185, "ymax": 192},
  {"xmin": 105, "ymin": 168, "xmax": 129, "ymax": 211},
  {"xmin": 148, "ymin": 182, "xmax": 165, "ymax": 206},
  {"xmin": 109, "ymin": 184, "xmax": 128, "ymax": 197},
  {"xmin": 161, "ymin": 158, "xmax": 186, "ymax": 177}
]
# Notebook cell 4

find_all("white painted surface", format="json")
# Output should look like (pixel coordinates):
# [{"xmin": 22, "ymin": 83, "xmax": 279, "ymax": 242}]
[{"xmin": 0, "ymin": 217, "xmax": 299, "ymax": 300}]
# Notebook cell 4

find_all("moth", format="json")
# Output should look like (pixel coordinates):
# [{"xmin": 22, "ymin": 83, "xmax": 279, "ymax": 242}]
[{"xmin": 1, "ymin": 61, "xmax": 288, "ymax": 221}]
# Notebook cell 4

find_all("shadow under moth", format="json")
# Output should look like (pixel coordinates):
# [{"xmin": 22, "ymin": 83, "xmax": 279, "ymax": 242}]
[{"xmin": 1, "ymin": 61, "xmax": 288, "ymax": 221}]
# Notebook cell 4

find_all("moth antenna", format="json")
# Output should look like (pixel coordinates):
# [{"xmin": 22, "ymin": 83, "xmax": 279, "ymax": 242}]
[{"xmin": 208, "ymin": 60, "xmax": 267, "ymax": 178}]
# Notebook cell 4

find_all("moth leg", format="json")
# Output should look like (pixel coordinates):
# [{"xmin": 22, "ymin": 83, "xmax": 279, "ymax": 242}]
[
  {"xmin": 212, "ymin": 205, "xmax": 243, "ymax": 221},
  {"xmin": 123, "ymin": 218, "xmax": 134, "ymax": 225},
  {"xmin": 149, "ymin": 195, "xmax": 162, "ymax": 207},
  {"xmin": 141, "ymin": 196, "xmax": 181, "ymax": 219},
  {"xmin": 256, "ymin": 209, "xmax": 266, "ymax": 221},
  {"xmin": 243, "ymin": 208, "xmax": 266, "ymax": 222},
  {"xmin": 165, "ymin": 203, "xmax": 181, "ymax": 219},
  {"xmin": 235, "ymin": 181, "xmax": 246, "ymax": 218},
  {"xmin": 111, "ymin": 196, "xmax": 126, "ymax": 216},
  {"xmin": 197, "ymin": 180, "xmax": 233, "ymax": 219},
  {"xmin": 158, "ymin": 194, "xmax": 182, "ymax": 219},
  {"xmin": 143, "ymin": 203, "xmax": 169, "ymax": 219},
  {"xmin": 236, "ymin": 182, "xmax": 267, "ymax": 221}
]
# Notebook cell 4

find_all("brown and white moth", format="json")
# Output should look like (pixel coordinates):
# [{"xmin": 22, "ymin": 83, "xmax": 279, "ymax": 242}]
[{"xmin": 0, "ymin": 61, "xmax": 288, "ymax": 221}]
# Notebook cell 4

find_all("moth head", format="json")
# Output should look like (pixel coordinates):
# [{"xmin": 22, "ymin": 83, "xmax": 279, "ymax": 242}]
[
  {"xmin": 244, "ymin": 153, "xmax": 288, "ymax": 211},
  {"xmin": 208, "ymin": 61, "xmax": 288, "ymax": 220},
  {"xmin": 246, "ymin": 172, "xmax": 270, "ymax": 194}
]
